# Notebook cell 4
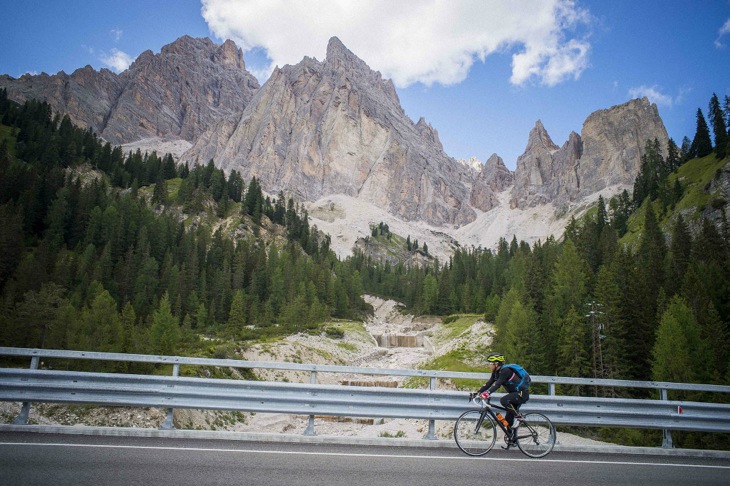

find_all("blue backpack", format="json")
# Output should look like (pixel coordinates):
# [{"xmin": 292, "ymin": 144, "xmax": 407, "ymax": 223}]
[{"xmin": 502, "ymin": 364, "xmax": 531, "ymax": 391}]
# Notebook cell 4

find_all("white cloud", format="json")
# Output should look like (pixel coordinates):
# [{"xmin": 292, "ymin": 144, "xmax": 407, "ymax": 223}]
[
  {"xmin": 100, "ymin": 48, "xmax": 133, "ymax": 72},
  {"xmin": 200, "ymin": 0, "xmax": 592, "ymax": 88},
  {"xmin": 628, "ymin": 85, "xmax": 674, "ymax": 107},
  {"xmin": 111, "ymin": 29, "xmax": 123, "ymax": 42},
  {"xmin": 715, "ymin": 18, "xmax": 730, "ymax": 48}
]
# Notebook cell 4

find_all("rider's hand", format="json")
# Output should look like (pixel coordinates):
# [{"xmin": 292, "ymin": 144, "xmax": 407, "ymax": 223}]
[{"xmin": 479, "ymin": 391, "xmax": 490, "ymax": 399}]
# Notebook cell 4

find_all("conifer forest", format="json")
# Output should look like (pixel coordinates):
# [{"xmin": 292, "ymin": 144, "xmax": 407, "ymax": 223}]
[{"xmin": 1, "ymin": 87, "xmax": 728, "ymax": 415}]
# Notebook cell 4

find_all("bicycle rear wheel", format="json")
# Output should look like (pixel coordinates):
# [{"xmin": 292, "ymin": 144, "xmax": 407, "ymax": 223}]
[
  {"xmin": 453, "ymin": 410, "xmax": 497, "ymax": 456},
  {"xmin": 515, "ymin": 413, "xmax": 556, "ymax": 458}
]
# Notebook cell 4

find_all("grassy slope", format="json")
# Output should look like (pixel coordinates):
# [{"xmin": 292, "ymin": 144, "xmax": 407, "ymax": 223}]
[{"xmin": 620, "ymin": 155, "xmax": 728, "ymax": 249}]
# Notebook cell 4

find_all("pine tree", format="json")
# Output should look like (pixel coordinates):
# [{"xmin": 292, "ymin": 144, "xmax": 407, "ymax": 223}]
[
  {"xmin": 690, "ymin": 108, "xmax": 713, "ymax": 159},
  {"xmin": 84, "ymin": 288, "xmax": 125, "ymax": 357},
  {"xmin": 544, "ymin": 239, "xmax": 589, "ymax": 373},
  {"xmin": 593, "ymin": 263, "xmax": 628, "ymax": 388},
  {"xmin": 501, "ymin": 295, "xmax": 539, "ymax": 372},
  {"xmin": 708, "ymin": 93, "xmax": 728, "ymax": 159},
  {"xmin": 557, "ymin": 306, "xmax": 590, "ymax": 394},
  {"xmin": 638, "ymin": 203, "xmax": 666, "ymax": 302},
  {"xmin": 667, "ymin": 214, "xmax": 692, "ymax": 297},
  {"xmin": 652, "ymin": 296, "xmax": 706, "ymax": 384},
  {"xmin": 227, "ymin": 289, "xmax": 247, "ymax": 339},
  {"xmin": 666, "ymin": 138, "xmax": 681, "ymax": 172},
  {"xmin": 493, "ymin": 287, "xmax": 520, "ymax": 350},
  {"xmin": 149, "ymin": 292, "xmax": 180, "ymax": 355}
]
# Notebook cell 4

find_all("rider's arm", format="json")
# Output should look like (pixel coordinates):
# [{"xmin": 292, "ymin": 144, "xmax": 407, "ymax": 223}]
[
  {"xmin": 477, "ymin": 370, "xmax": 496, "ymax": 394},
  {"xmin": 483, "ymin": 368, "xmax": 508, "ymax": 394}
]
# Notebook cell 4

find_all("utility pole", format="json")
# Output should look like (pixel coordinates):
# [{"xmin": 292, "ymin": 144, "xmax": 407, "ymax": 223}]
[{"xmin": 586, "ymin": 301, "xmax": 604, "ymax": 391}]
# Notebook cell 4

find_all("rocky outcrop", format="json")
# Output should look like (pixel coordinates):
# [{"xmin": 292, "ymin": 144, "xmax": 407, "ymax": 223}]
[
  {"xmin": 183, "ymin": 37, "xmax": 480, "ymax": 226},
  {"xmin": 0, "ymin": 67, "xmax": 123, "ymax": 140},
  {"xmin": 578, "ymin": 97, "xmax": 669, "ymax": 196},
  {"xmin": 482, "ymin": 153, "xmax": 514, "ymax": 191},
  {"xmin": 0, "ymin": 36, "xmax": 260, "ymax": 145},
  {"xmin": 511, "ymin": 98, "xmax": 668, "ymax": 209},
  {"xmin": 469, "ymin": 154, "xmax": 513, "ymax": 212}
]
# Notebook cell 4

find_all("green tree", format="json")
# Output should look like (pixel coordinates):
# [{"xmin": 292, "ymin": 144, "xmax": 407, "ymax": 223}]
[
  {"xmin": 651, "ymin": 296, "xmax": 707, "ymax": 384},
  {"xmin": 149, "ymin": 292, "xmax": 180, "ymax": 355},
  {"xmin": 421, "ymin": 274, "xmax": 438, "ymax": 315},
  {"xmin": 557, "ymin": 306, "xmax": 590, "ymax": 394},
  {"xmin": 690, "ymin": 108, "xmax": 713, "ymax": 159},
  {"xmin": 667, "ymin": 214, "xmax": 692, "ymax": 297},
  {"xmin": 493, "ymin": 287, "xmax": 520, "ymax": 350},
  {"xmin": 501, "ymin": 295, "xmax": 539, "ymax": 372},
  {"xmin": 227, "ymin": 289, "xmax": 247, "ymax": 339},
  {"xmin": 708, "ymin": 93, "xmax": 728, "ymax": 159},
  {"xmin": 152, "ymin": 175, "xmax": 167, "ymax": 204},
  {"xmin": 83, "ymin": 288, "xmax": 124, "ymax": 355},
  {"xmin": 10, "ymin": 283, "xmax": 69, "ymax": 348},
  {"xmin": 543, "ymin": 239, "xmax": 589, "ymax": 373},
  {"xmin": 0, "ymin": 202, "xmax": 25, "ymax": 289},
  {"xmin": 593, "ymin": 263, "xmax": 629, "ymax": 387}
]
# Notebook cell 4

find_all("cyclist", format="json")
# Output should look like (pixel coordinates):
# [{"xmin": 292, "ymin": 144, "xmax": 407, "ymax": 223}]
[{"xmin": 475, "ymin": 352, "xmax": 530, "ymax": 447}]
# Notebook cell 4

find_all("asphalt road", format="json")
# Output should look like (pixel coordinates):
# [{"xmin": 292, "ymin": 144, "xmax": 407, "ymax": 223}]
[{"xmin": 1, "ymin": 432, "xmax": 729, "ymax": 486}]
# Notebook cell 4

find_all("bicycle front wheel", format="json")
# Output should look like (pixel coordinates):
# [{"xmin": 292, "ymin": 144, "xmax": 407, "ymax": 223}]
[
  {"xmin": 515, "ymin": 413, "xmax": 556, "ymax": 458},
  {"xmin": 453, "ymin": 410, "xmax": 497, "ymax": 456}
]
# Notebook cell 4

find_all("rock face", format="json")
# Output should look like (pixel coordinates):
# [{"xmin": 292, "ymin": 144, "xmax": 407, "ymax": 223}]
[
  {"xmin": 578, "ymin": 97, "xmax": 669, "ymax": 196},
  {"xmin": 183, "ymin": 37, "xmax": 480, "ymax": 226},
  {"xmin": 511, "ymin": 98, "xmax": 668, "ymax": 209},
  {"xmin": 0, "ymin": 36, "xmax": 260, "ymax": 145},
  {"xmin": 0, "ymin": 34, "xmax": 671, "ymax": 235},
  {"xmin": 469, "ymin": 154, "xmax": 514, "ymax": 212}
]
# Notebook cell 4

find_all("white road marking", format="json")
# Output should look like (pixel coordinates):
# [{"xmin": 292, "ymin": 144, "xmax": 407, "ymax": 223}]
[{"xmin": 1, "ymin": 442, "xmax": 728, "ymax": 470}]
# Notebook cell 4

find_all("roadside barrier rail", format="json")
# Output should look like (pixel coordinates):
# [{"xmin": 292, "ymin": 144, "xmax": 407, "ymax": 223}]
[{"xmin": 1, "ymin": 347, "xmax": 729, "ymax": 448}]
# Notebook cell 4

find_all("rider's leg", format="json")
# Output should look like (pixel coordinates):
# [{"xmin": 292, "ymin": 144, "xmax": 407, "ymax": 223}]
[{"xmin": 500, "ymin": 390, "xmax": 529, "ymax": 432}]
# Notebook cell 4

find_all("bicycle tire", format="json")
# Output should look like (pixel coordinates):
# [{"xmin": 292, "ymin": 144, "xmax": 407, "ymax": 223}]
[
  {"xmin": 453, "ymin": 410, "xmax": 497, "ymax": 456},
  {"xmin": 515, "ymin": 412, "xmax": 556, "ymax": 458}
]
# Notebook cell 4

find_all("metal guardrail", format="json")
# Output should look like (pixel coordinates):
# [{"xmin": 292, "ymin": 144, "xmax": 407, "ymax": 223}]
[{"xmin": 1, "ymin": 347, "xmax": 729, "ymax": 447}]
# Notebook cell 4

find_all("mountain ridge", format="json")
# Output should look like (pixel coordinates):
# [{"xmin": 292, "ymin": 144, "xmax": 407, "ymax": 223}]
[{"xmin": 0, "ymin": 35, "xmax": 670, "ymax": 253}]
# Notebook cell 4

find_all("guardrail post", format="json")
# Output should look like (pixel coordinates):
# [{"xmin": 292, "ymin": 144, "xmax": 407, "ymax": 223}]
[
  {"xmin": 304, "ymin": 370, "xmax": 317, "ymax": 436},
  {"xmin": 549, "ymin": 382, "xmax": 556, "ymax": 396},
  {"xmin": 160, "ymin": 363, "xmax": 180, "ymax": 430},
  {"xmin": 13, "ymin": 355, "xmax": 40, "ymax": 425},
  {"xmin": 424, "ymin": 376, "xmax": 437, "ymax": 440},
  {"xmin": 660, "ymin": 388, "xmax": 673, "ymax": 448}
]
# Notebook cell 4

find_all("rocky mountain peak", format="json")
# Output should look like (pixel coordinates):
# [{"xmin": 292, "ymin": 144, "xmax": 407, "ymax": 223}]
[
  {"xmin": 184, "ymin": 36, "xmax": 477, "ymax": 226},
  {"xmin": 416, "ymin": 117, "xmax": 443, "ymax": 151},
  {"xmin": 526, "ymin": 120, "xmax": 559, "ymax": 153},
  {"xmin": 0, "ymin": 36, "xmax": 260, "ymax": 146},
  {"xmin": 0, "ymin": 35, "xmax": 674, "ymax": 251},
  {"xmin": 217, "ymin": 39, "xmax": 246, "ymax": 70},
  {"xmin": 482, "ymin": 153, "xmax": 514, "ymax": 191},
  {"xmin": 511, "ymin": 97, "xmax": 668, "ymax": 209},
  {"xmin": 323, "ymin": 36, "xmax": 400, "ymax": 108},
  {"xmin": 326, "ymin": 37, "xmax": 360, "ymax": 66},
  {"xmin": 459, "ymin": 156, "xmax": 483, "ymax": 172},
  {"xmin": 129, "ymin": 50, "xmax": 156, "ymax": 70}
]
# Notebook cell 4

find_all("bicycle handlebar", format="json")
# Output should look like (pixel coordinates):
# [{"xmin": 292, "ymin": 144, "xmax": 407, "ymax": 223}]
[{"xmin": 468, "ymin": 392, "xmax": 492, "ymax": 408}]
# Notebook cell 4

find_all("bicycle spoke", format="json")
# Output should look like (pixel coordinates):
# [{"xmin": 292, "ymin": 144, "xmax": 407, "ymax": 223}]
[
  {"xmin": 454, "ymin": 410, "xmax": 496, "ymax": 456},
  {"xmin": 515, "ymin": 413, "xmax": 555, "ymax": 458}
]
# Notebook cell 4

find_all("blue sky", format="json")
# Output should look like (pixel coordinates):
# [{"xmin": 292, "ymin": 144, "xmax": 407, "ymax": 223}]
[{"xmin": 1, "ymin": 1, "xmax": 728, "ymax": 170}]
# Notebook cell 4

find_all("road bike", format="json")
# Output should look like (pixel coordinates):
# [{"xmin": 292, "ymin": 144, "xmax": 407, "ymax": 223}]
[{"xmin": 453, "ymin": 393, "xmax": 556, "ymax": 458}]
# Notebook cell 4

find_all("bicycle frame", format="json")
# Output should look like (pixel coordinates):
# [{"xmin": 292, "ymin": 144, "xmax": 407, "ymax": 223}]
[
  {"xmin": 471, "ymin": 396, "xmax": 520, "ymax": 436},
  {"xmin": 455, "ymin": 394, "xmax": 556, "ymax": 458}
]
